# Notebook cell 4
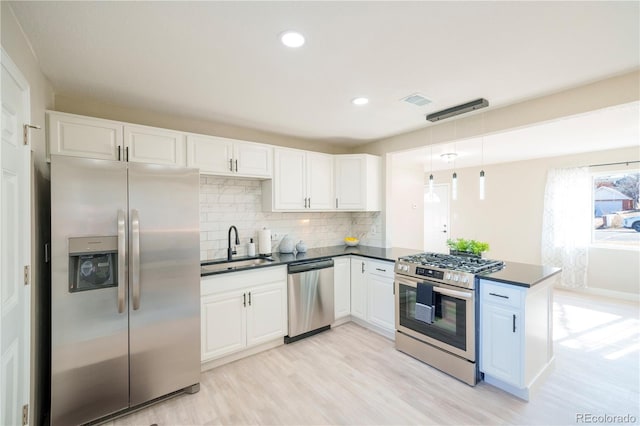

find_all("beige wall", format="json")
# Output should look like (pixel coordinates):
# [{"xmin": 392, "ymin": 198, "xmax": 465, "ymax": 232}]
[
  {"xmin": 354, "ymin": 70, "xmax": 640, "ymax": 156},
  {"xmin": 388, "ymin": 156, "xmax": 425, "ymax": 249},
  {"xmin": 2, "ymin": 2, "xmax": 55, "ymax": 425},
  {"xmin": 54, "ymin": 94, "xmax": 350, "ymax": 155},
  {"xmin": 426, "ymin": 146, "xmax": 640, "ymax": 296}
]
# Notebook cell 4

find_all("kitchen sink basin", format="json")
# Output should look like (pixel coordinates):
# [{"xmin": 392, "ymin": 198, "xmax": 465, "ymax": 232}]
[{"xmin": 201, "ymin": 257, "xmax": 274, "ymax": 273}]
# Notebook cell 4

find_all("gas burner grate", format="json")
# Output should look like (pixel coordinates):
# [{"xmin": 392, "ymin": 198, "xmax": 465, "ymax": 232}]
[{"xmin": 399, "ymin": 252, "xmax": 504, "ymax": 274}]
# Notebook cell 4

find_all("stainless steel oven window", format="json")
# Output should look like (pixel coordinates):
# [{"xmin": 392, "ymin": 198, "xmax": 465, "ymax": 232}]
[{"xmin": 398, "ymin": 282, "xmax": 468, "ymax": 351}]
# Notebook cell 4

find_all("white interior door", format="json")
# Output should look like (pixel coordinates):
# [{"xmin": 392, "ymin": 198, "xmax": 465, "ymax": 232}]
[
  {"xmin": 424, "ymin": 184, "xmax": 450, "ymax": 253},
  {"xmin": 1, "ymin": 49, "xmax": 31, "ymax": 426}
]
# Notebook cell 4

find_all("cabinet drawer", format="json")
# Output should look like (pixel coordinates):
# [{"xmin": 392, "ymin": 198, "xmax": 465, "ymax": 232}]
[
  {"xmin": 367, "ymin": 259, "xmax": 394, "ymax": 279},
  {"xmin": 480, "ymin": 280, "xmax": 522, "ymax": 308}
]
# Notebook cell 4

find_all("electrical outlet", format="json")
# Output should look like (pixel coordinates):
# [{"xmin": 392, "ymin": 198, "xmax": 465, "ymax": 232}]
[{"xmin": 272, "ymin": 232, "xmax": 278, "ymax": 240}]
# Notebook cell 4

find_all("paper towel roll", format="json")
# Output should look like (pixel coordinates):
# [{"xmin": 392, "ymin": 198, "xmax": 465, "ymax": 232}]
[{"xmin": 258, "ymin": 228, "xmax": 272, "ymax": 255}]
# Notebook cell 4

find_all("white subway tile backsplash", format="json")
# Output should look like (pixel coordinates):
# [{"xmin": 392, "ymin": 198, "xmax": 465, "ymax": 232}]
[{"xmin": 199, "ymin": 176, "xmax": 382, "ymax": 260}]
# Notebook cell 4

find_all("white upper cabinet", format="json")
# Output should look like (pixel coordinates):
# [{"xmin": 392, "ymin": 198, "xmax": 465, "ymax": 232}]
[
  {"xmin": 124, "ymin": 124, "xmax": 186, "ymax": 166},
  {"xmin": 186, "ymin": 134, "xmax": 272, "ymax": 178},
  {"xmin": 264, "ymin": 147, "xmax": 334, "ymax": 211},
  {"xmin": 47, "ymin": 111, "xmax": 185, "ymax": 166},
  {"xmin": 47, "ymin": 111, "xmax": 123, "ymax": 161},
  {"xmin": 335, "ymin": 154, "xmax": 381, "ymax": 211}
]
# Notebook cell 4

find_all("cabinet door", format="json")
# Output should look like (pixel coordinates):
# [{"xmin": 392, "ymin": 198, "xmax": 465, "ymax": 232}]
[
  {"xmin": 335, "ymin": 155, "xmax": 366, "ymax": 210},
  {"xmin": 124, "ymin": 125, "xmax": 186, "ymax": 166},
  {"xmin": 246, "ymin": 282, "xmax": 287, "ymax": 347},
  {"xmin": 201, "ymin": 290, "xmax": 247, "ymax": 361},
  {"xmin": 307, "ymin": 152, "xmax": 334, "ymax": 210},
  {"xmin": 367, "ymin": 272, "xmax": 395, "ymax": 333},
  {"xmin": 333, "ymin": 257, "xmax": 351, "ymax": 319},
  {"xmin": 480, "ymin": 303, "xmax": 522, "ymax": 386},
  {"xmin": 273, "ymin": 148, "xmax": 306, "ymax": 210},
  {"xmin": 235, "ymin": 141, "xmax": 272, "ymax": 178},
  {"xmin": 186, "ymin": 134, "xmax": 234, "ymax": 174},
  {"xmin": 350, "ymin": 258, "xmax": 366, "ymax": 320},
  {"xmin": 48, "ymin": 112, "xmax": 122, "ymax": 161}
]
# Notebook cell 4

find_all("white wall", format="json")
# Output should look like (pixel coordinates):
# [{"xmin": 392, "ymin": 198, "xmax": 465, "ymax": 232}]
[
  {"xmin": 388, "ymin": 155, "xmax": 425, "ymax": 250},
  {"xmin": 428, "ymin": 146, "xmax": 640, "ymax": 297},
  {"xmin": 199, "ymin": 176, "xmax": 382, "ymax": 260}
]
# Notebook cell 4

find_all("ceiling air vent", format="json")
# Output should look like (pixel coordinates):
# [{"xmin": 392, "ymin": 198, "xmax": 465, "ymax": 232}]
[
  {"xmin": 426, "ymin": 98, "xmax": 489, "ymax": 122},
  {"xmin": 402, "ymin": 93, "xmax": 432, "ymax": 107}
]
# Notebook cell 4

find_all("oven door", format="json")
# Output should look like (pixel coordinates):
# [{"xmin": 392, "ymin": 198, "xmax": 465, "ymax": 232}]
[{"xmin": 395, "ymin": 275, "xmax": 475, "ymax": 361}]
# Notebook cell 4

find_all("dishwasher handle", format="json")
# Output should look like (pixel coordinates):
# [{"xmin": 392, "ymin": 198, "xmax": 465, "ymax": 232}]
[{"xmin": 287, "ymin": 258, "xmax": 334, "ymax": 274}]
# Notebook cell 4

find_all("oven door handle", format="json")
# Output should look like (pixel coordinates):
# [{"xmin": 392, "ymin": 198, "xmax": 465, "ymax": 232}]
[{"xmin": 433, "ymin": 286, "xmax": 473, "ymax": 299}]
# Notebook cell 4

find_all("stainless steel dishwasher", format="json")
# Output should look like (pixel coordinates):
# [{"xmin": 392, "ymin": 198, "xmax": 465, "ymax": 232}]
[{"xmin": 285, "ymin": 258, "xmax": 335, "ymax": 343}]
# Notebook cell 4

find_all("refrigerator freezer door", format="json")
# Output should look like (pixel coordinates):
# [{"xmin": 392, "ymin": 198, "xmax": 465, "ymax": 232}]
[
  {"xmin": 50, "ymin": 156, "xmax": 129, "ymax": 425},
  {"xmin": 127, "ymin": 163, "xmax": 201, "ymax": 405}
]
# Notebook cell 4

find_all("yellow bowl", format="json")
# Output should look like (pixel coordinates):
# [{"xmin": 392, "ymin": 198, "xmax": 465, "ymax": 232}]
[{"xmin": 344, "ymin": 237, "xmax": 359, "ymax": 247}]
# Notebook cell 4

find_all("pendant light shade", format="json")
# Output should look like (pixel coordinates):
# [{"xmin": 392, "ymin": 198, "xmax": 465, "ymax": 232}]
[
  {"xmin": 452, "ymin": 172, "xmax": 458, "ymax": 200},
  {"xmin": 479, "ymin": 170, "xmax": 485, "ymax": 200}
]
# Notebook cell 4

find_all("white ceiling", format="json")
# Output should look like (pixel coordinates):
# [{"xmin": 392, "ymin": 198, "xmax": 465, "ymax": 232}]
[
  {"xmin": 9, "ymin": 1, "xmax": 640, "ymax": 145},
  {"xmin": 393, "ymin": 101, "xmax": 640, "ymax": 171}
]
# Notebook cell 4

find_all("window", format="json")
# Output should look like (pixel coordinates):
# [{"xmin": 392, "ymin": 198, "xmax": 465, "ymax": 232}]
[{"xmin": 592, "ymin": 171, "xmax": 640, "ymax": 246}]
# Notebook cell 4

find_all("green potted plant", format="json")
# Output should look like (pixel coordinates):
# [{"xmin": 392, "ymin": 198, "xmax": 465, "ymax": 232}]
[{"xmin": 446, "ymin": 238, "xmax": 490, "ymax": 257}]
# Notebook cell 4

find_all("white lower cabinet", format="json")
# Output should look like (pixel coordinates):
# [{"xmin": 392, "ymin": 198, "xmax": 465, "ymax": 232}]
[
  {"xmin": 365, "ymin": 259, "xmax": 395, "ymax": 335},
  {"xmin": 350, "ymin": 258, "xmax": 367, "ymax": 320},
  {"xmin": 479, "ymin": 277, "xmax": 554, "ymax": 400},
  {"xmin": 349, "ymin": 256, "xmax": 395, "ymax": 338},
  {"xmin": 333, "ymin": 257, "xmax": 351, "ymax": 321},
  {"xmin": 201, "ymin": 266, "xmax": 287, "ymax": 365}
]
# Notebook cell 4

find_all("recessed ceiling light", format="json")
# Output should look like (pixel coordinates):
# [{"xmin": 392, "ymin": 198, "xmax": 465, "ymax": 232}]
[
  {"xmin": 280, "ymin": 31, "xmax": 305, "ymax": 48},
  {"xmin": 352, "ymin": 97, "xmax": 369, "ymax": 106}
]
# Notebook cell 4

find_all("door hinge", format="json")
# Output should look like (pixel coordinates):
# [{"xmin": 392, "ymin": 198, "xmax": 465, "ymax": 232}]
[
  {"xmin": 23, "ymin": 124, "xmax": 41, "ymax": 146},
  {"xmin": 24, "ymin": 265, "xmax": 30, "ymax": 286},
  {"xmin": 22, "ymin": 404, "xmax": 29, "ymax": 425}
]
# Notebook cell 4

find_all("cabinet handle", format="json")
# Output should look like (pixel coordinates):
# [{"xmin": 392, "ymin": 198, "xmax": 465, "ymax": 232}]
[
  {"xmin": 376, "ymin": 268, "xmax": 386, "ymax": 272},
  {"xmin": 243, "ymin": 293, "xmax": 246, "ymax": 307},
  {"xmin": 248, "ymin": 291, "xmax": 252, "ymax": 306},
  {"xmin": 229, "ymin": 158, "xmax": 233, "ymax": 172},
  {"xmin": 304, "ymin": 197, "xmax": 308, "ymax": 208},
  {"xmin": 125, "ymin": 146, "xmax": 129, "ymax": 162},
  {"xmin": 361, "ymin": 262, "xmax": 365, "ymax": 274},
  {"xmin": 308, "ymin": 197, "xmax": 311, "ymax": 208},
  {"xmin": 118, "ymin": 146, "xmax": 122, "ymax": 161},
  {"xmin": 512, "ymin": 314, "xmax": 516, "ymax": 333},
  {"xmin": 235, "ymin": 159, "xmax": 238, "ymax": 172},
  {"xmin": 489, "ymin": 292, "xmax": 509, "ymax": 299},
  {"xmin": 336, "ymin": 198, "xmax": 339, "ymax": 209}
]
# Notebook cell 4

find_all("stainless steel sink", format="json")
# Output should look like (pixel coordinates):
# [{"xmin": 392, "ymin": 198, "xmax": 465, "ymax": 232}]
[{"xmin": 201, "ymin": 257, "xmax": 274, "ymax": 273}]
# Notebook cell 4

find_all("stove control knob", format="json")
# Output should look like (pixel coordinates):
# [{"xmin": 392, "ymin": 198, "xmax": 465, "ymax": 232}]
[
  {"xmin": 462, "ymin": 276, "xmax": 469, "ymax": 284},
  {"xmin": 446, "ymin": 273, "xmax": 452, "ymax": 280},
  {"xmin": 453, "ymin": 275, "xmax": 460, "ymax": 282},
  {"xmin": 402, "ymin": 265, "xmax": 409, "ymax": 272}
]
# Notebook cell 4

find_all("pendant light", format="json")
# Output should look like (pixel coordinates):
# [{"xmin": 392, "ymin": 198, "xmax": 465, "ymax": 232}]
[
  {"xmin": 479, "ymin": 113, "xmax": 486, "ymax": 200},
  {"xmin": 429, "ymin": 127, "xmax": 435, "ymax": 193},
  {"xmin": 452, "ymin": 123, "xmax": 458, "ymax": 201}
]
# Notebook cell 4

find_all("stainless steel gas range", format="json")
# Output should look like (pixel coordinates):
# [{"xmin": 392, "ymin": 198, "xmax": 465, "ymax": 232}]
[{"xmin": 394, "ymin": 252, "xmax": 504, "ymax": 385}]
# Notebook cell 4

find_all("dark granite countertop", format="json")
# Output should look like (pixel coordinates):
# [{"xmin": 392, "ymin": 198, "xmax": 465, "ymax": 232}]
[
  {"xmin": 481, "ymin": 260, "xmax": 561, "ymax": 288},
  {"xmin": 201, "ymin": 245, "xmax": 421, "ymax": 277}
]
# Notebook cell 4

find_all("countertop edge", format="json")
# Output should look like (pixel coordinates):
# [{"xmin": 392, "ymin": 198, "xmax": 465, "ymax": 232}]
[
  {"xmin": 481, "ymin": 263, "xmax": 562, "ymax": 288},
  {"xmin": 201, "ymin": 245, "xmax": 415, "ymax": 277}
]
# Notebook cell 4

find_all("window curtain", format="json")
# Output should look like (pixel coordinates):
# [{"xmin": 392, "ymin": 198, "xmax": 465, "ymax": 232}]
[{"xmin": 541, "ymin": 167, "xmax": 591, "ymax": 288}]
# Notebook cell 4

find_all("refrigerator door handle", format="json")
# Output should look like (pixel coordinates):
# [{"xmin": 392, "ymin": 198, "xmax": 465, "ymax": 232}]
[
  {"xmin": 132, "ymin": 209, "xmax": 141, "ymax": 310},
  {"xmin": 117, "ymin": 209, "xmax": 126, "ymax": 313}
]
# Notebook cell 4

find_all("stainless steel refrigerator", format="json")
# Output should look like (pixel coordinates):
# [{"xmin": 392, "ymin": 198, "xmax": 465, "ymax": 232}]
[{"xmin": 50, "ymin": 155, "xmax": 200, "ymax": 425}]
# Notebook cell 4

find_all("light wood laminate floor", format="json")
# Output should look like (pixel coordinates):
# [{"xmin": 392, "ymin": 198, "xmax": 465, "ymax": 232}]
[{"xmin": 109, "ymin": 290, "xmax": 639, "ymax": 425}]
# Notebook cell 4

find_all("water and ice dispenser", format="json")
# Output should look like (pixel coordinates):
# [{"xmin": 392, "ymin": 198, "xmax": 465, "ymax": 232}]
[{"xmin": 68, "ymin": 236, "xmax": 118, "ymax": 292}]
